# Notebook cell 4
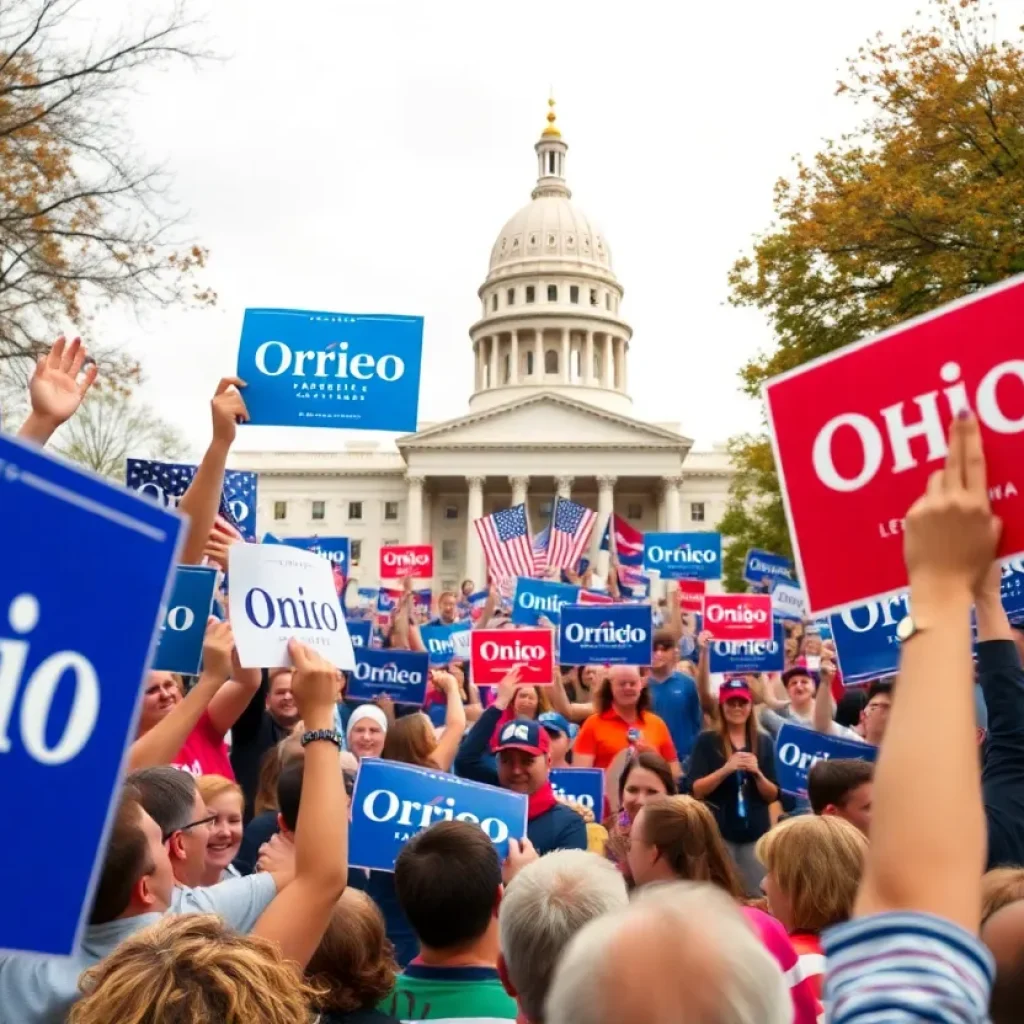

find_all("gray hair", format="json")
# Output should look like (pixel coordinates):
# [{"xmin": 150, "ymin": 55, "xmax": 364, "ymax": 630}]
[
  {"xmin": 545, "ymin": 881, "xmax": 792, "ymax": 1024},
  {"xmin": 125, "ymin": 766, "xmax": 196, "ymax": 836},
  {"xmin": 499, "ymin": 851, "xmax": 628, "ymax": 1022}
]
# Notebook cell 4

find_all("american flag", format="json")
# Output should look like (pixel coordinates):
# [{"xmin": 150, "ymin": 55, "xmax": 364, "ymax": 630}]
[
  {"xmin": 531, "ymin": 522, "xmax": 551, "ymax": 575},
  {"xmin": 546, "ymin": 497, "xmax": 596, "ymax": 573},
  {"xmin": 474, "ymin": 503, "xmax": 535, "ymax": 581},
  {"xmin": 618, "ymin": 563, "xmax": 649, "ymax": 592}
]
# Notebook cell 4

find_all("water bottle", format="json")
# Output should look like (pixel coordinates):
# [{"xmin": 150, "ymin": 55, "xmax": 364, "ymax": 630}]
[{"xmin": 735, "ymin": 765, "xmax": 748, "ymax": 821}]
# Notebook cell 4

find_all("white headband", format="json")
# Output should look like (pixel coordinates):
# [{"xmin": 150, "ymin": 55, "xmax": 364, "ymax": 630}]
[{"xmin": 346, "ymin": 704, "xmax": 388, "ymax": 740}]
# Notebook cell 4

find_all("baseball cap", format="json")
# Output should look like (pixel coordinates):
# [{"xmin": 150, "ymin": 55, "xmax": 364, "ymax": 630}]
[
  {"xmin": 718, "ymin": 678, "xmax": 753, "ymax": 704},
  {"xmin": 538, "ymin": 711, "xmax": 578, "ymax": 741},
  {"xmin": 495, "ymin": 718, "xmax": 550, "ymax": 757},
  {"xmin": 782, "ymin": 661, "xmax": 820, "ymax": 688}
]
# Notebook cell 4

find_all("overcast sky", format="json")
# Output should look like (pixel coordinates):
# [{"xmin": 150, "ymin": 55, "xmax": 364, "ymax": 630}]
[{"xmin": 80, "ymin": 0, "xmax": 1024, "ymax": 455}]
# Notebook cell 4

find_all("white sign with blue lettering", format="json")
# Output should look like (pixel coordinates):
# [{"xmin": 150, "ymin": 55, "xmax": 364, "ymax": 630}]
[
  {"xmin": 558, "ymin": 603, "xmax": 653, "ymax": 666},
  {"xmin": 771, "ymin": 581, "xmax": 808, "ymax": 621},
  {"xmin": 237, "ymin": 308, "xmax": 424, "ymax": 431},
  {"xmin": 228, "ymin": 543, "xmax": 354, "ymax": 670},
  {"xmin": 152, "ymin": 566, "xmax": 217, "ymax": 675},
  {"xmin": 280, "ymin": 535, "xmax": 350, "ymax": 571},
  {"xmin": 511, "ymin": 577, "xmax": 581, "ymax": 626},
  {"xmin": 1, "ymin": 433, "xmax": 183, "ymax": 956},
  {"xmin": 642, "ymin": 532, "xmax": 722, "ymax": 580},
  {"xmin": 348, "ymin": 648, "xmax": 429, "ymax": 704},
  {"xmin": 775, "ymin": 723, "xmax": 877, "ymax": 798}
]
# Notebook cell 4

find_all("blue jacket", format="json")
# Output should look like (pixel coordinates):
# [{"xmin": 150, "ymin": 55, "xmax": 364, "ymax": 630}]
[{"xmin": 455, "ymin": 706, "xmax": 588, "ymax": 855}]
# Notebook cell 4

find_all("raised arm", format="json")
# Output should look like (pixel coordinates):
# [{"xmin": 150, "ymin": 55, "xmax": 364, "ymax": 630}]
[
  {"xmin": 206, "ymin": 653, "xmax": 264, "ymax": 738},
  {"xmin": 17, "ymin": 336, "xmax": 98, "ymax": 446},
  {"xmin": 430, "ymin": 670, "xmax": 468, "ymax": 771}
]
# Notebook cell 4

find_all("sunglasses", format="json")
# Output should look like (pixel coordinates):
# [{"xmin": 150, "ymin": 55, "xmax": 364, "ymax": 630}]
[{"xmin": 162, "ymin": 813, "xmax": 217, "ymax": 844}]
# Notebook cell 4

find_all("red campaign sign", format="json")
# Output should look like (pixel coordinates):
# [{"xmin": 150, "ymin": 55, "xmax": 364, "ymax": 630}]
[
  {"xmin": 765, "ymin": 276, "xmax": 1024, "ymax": 615},
  {"xmin": 379, "ymin": 544, "xmax": 434, "ymax": 579},
  {"xmin": 703, "ymin": 594, "xmax": 773, "ymax": 642},
  {"xmin": 677, "ymin": 579, "xmax": 706, "ymax": 614},
  {"xmin": 470, "ymin": 627, "xmax": 555, "ymax": 687}
]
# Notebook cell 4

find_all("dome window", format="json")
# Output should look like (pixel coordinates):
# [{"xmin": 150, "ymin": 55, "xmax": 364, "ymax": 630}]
[
  {"xmin": 582, "ymin": 237, "xmax": 590, "ymax": 251},
  {"xmin": 547, "ymin": 284, "xmax": 558, "ymax": 302},
  {"xmin": 528, "ymin": 234, "xmax": 536, "ymax": 247},
  {"xmin": 544, "ymin": 349, "xmax": 559, "ymax": 373},
  {"xmin": 506, "ymin": 288, "xmax": 515, "ymax": 305},
  {"xmin": 546, "ymin": 233, "xmax": 556, "ymax": 247},
  {"xmin": 512, "ymin": 237, "xmax": 520, "ymax": 249},
  {"xmin": 492, "ymin": 294, "xmax": 498, "ymax": 311},
  {"xmin": 570, "ymin": 285, "xmax": 579, "ymax": 304},
  {"xmin": 501, "ymin": 237, "xmax": 507, "ymax": 251},
  {"xmin": 589, "ymin": 288, "xmax": 598, "ymax": 306},
  {"xmin": 526, "ymin": 351, "xmax": 535, "ymax": 375},
  {"xmin": 525, "ymin": 286, "xmax": 536, "ymax": 304},
  {"xmin": 567, "ymin": 234, "xmax": 575, "ymax": 248}
]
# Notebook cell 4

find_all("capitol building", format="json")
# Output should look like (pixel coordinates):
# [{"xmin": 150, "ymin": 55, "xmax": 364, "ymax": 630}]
[{"xmin": 233, "ymin": 102, "xmax": 734, "ymax": 592}]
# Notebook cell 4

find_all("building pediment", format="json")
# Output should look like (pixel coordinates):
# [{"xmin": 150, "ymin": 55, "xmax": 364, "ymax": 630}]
[{"xmin": 397, "ymin": 392, "xmax": 692, "ymax": 451}]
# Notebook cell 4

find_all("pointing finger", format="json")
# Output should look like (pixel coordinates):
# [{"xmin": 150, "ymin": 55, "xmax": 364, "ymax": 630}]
[
  {"xmin": 959, "ymin": 411, "xmax": 988, "ymax": 503},
  {"xmin": 214, "ymin": 376, "xmax": 246, "ymax": 396}
]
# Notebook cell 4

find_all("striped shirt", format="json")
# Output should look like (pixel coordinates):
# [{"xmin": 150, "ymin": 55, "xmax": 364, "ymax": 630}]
[{"xmin": 822, "ymin": 912, "xmax": 994, "ymax": 1023}]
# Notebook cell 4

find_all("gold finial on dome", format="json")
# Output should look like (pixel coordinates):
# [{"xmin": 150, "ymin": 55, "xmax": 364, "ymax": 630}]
[{"xmin": 542, "ymin": 95, "xmax": 561, "ymax": 138}]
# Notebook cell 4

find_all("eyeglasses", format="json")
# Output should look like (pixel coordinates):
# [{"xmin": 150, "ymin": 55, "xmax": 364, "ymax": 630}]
[{"xmin": 162, "ymin": 814, "xmax": 217, "ymax": 844}]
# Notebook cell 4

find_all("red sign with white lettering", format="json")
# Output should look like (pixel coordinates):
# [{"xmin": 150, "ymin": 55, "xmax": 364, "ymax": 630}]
[
  {"xmin": 379, "ymin": 544, "xmax": 434, "ymax": 579},
  {"xmin": 703, "ymin": 595, "xmax": 773, "ymax": 642},
  {"xmin": 470, "ymin": 628, "xmax": 555, "ymax": 686},
  {"xmin": 765, "ymin": 276, "xmax": 1024, "ymax": 615},
  {"xmin": 677, "ymin": 579, "xmax": 706, "ymax": 614}
]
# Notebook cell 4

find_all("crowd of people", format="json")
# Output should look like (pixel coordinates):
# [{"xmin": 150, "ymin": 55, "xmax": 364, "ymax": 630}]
[{"xmin": 3, "ymin": 341, "xmax": 1024, "ymax": 1023}]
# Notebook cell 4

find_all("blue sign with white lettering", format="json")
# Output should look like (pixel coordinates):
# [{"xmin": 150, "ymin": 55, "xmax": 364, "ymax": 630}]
[
  {"xmin": 2, "ymin": 433, "xmax": 183, "ymax": 956},
  {"xmin": 349, "ymin": 758, "xmax": 528, "ymax": 871},
  {"xmin": 828, "ymin": 594, "xmax": 908, "ymax": 686},
  {"xmin": 152, "ymin": 566, "xmax": 217, "ymax": 674},
  {"xmin": 775, "ymin": 723, "xmax": 877, "ymax": 798},
  {"xmin": 282, "ymin": 536, "xmax": 350, "ymax": 572},
  {"xmin": 346, "ymin": 619, "xmax": 373, "ymax": 649},
  {"xmin": 708, "ymin": 623, "xmax": 786, "ymax": 675},
  {"xmin": 743, "ymin": 548, "xmax": 794, "ymax": 586},
  {"xmin": 419, "ymin": 621, "xmax": 471, "ymax": 665},
  {"xmin": 1002, "ymin": 558, "xmax": 1024, "ymax": 619},
  {"xmin": 549, "ymin": 768, "xmax": 604, "ymax": 815},
  {"xmin": 126, "ymin": 459, "xmax": 258, "ymax": 540},
  {"xmin": 558, "ymin": 604, "xmax": 653, "ymax": 666},
  {"xmin": 642, "ymin": 532, "xmax": 722, "ymax": 581},
  {"xmin": 511, "ymin": 578, "xmax": 581, "ymax": 626},
  {"xmin": 237, "ymin": 308, "xmax": 424, "ymax": 431},
  {"xmin": 348, "ymin": 648, "xmax": 429, "ymax": 704}
]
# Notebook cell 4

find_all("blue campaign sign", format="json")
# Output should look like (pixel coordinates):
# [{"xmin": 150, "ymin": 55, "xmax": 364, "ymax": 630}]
[
  {"xmin": 511, "ymin": 577, "xmax": 581, "ymax": 626},
  {"xmin": 558, "ymin": 603, "xmax": 653, "ymax": 666},
  {"xmin": 282, "ymin": 535, "xmax": 350, "ymax": 572},
  {"xmin": 237, "ymin": 308, "xmax": 424, "ymax": 432},
  {"xmin": 549, "ymin": 768, "xmax": 604, "ymax": 815},
  {"xmin": 350, "ymin": 758, "xmax": 528, "ymax": 871},
  {"xmin": 1, "ymin": 433, "xmax": 183, "ymax": 955},
  {"xmin": 152, "ymin": 566, "xmax": 217, "ymax": 674},
  {"xmin": 775, "ymin": 723, "xmax": 877, "ymax": 798},
  {"xmin": 1002, "ymin": 558, "xmax": 1024, "ymax": 619},
  {"xmin": 708, "ymin": 623, "xmax": 786, "ymax": 675},
  {"xmin": 419, "ymin": 621, "xmax": 471, "ymax": 665},
  {"xmin": 742, "ymin": 548, "xmax": 794, "ymax": 586},
  {"xmin": 642, "ymin": 532, "xmax": 722, "ymax": 581},
  {"xmin": 346, "ymin": 619, "xmax": 373, "ymax": 648},
  {"xmin": 828, "ymin": 593, "xmax": 909, "ymax": 686},
  {"xmin": 348, "ymin": 648, "xmax": 429, "ymax": 704},
  {"xmin": 125, "ymin": 458, "xmax": 258, "ymax": 540}
]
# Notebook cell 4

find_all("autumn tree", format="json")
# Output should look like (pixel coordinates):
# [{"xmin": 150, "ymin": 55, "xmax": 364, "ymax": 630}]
[
  {"xmin": 0, "ymin": 0, "xmax": 213, "ymax": 392},
  {"xmin": 720, "ymin": 0, "xmax": 1024, "ymax": 591}
]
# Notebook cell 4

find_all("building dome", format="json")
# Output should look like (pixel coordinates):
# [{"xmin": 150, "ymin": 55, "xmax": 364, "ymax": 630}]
[{"xmin": 469, "ymin": 99, "xmax": 633, "ymax": 416}]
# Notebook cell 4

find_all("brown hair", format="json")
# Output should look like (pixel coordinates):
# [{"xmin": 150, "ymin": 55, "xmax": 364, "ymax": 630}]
[
  {"xmin": 593, "ymin": 672, "xmax": 651, "ymax": 717},
  {"xmin": 90, "ymin": 790, "xmax": 154, "ymax": 925},
  {"xmin": 69, "ymin": 914, "xmax": 324, "ymax": 1024},
  {"xmin": 636, "ymin": 795, "xmax": 745, "ymax": 902},
  {"xmin": 756, "ymin": 815, "xmax": 867, "ymax": 934},
  {"xmin": 307, "ymin": 890, "xmax": 398, "ymax": 1013},
  {"xmin": 714, "ymin": 696, "xmax": 760, "ymax": 761},
  {"xmin": 807, "ymin": 759, "xmax": 874, "ymax": 815},
  {"xmin": 195, "ymin": 775, "xmax": 243, "ymax": 809},
  {"xmin": 254, "ymin": 734, "xmax": 304, "ymax": 815},
  {"xmin": 982, "ymin": 867, "xmax": 1024, "ymax": 924},
  {"xmin": 617, "ymin": 751, "xmax": 678, "ymax": 804},
  {"xmin": 382, "ymin": 713, "xmax": 440, "ymax": 769},
  {"xmin": 512, "ymin": 685, "xmax": 552, "ymax": 718}
]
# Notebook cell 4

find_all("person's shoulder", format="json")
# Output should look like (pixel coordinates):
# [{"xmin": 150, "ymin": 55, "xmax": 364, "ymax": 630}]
[{"xmin": 691, "ymin": 728, "xmax": 720, "ymax": 751}]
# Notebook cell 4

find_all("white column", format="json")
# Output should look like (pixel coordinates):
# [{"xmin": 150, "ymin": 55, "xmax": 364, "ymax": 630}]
[
  {"xmin": 622, "ymin": 339, "xmax": 629, "ymax": 394},
  {"xmin": 510, "ymin": 331, "xmax": 519, "ymax": 385},
  {"xmin": 603, "ymin": 334, "xmax": 614, "ymax": 387},
  {"xmin": 510, "ymin": 475, "xmax": 529, "ymax": 509},
  {"xmin": 561, "ymin": 328, "xmax": 570, "ymax": 383},
  {"xmin": 663, "ymin": 476, "xmax": 683, "ymax": 532},
  {"xmin": 406, "ymin": 475, "xmax": 425, "ymax": 544},
  {"xmin": 555, "ymin": 475, "xmax": 573, "ymax": 500},
  {"xmin": 585, "ymin": 331, "xmax": 594, "ymax": 384},
  {"xmin": 595, "ymin": 475, "xmax": 616, "ymax": 575},
  {"xmin": 534, "ymin": 331, "xmax": 544, "ymax": 380},
  {"xmin": 465, "ymin": 476, "xmax": 485, "ymax": 586},
  {"xmin": 488, "ymin": 336, "xmax": 499, "ymax": 390}
]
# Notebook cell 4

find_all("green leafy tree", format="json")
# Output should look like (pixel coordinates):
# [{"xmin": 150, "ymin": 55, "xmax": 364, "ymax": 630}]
[{"xmin": 721, "ymin": 0, "xmax": 1024, "ymax": 587}]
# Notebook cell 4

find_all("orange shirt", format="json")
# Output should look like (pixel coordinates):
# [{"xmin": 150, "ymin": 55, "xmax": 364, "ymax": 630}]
[{"xmin": 574, "ymin": 708, "xmax": 678, "ymax": 770}]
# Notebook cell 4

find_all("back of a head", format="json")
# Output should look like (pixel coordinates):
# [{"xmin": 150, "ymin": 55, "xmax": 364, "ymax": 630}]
[
  {"xmin": 395, "ymin": 820, "xmax": 501, "ymax": 951},
  {"xmin": 807, "ymin": 758, "xmax": 874, "ymax": 815},
  {"xmin": 126, "ymin": 766, "xmax": 196, "ymax": 837},
  {"xmin": 276, "ymin": 759, "xmax": 304, "ymax": 833},
  {"xmin": 90, "ymin": 791, "xmax": 154, "ymax": 925},
  {"xmin": 983, "ymin": 900, "xmax": 1024, "ymax": 1024},
  {"xmin": 68, "ymin": 914, "xmax": 321, "ymax": 1024},
  {"xmin": 382, "ymin": 712, "xmax": 437, "ymax": 767},
  {"xmin": 545, "ymin": 882, "xmax": 790, "ymax": 1024},
  {"xmin": 983, "ymin": 867, "xmax": 1024, "ymax": 924},
  {"xmin": 499, "ymin": 851, "xmax": 628, "ymax": 1021}
]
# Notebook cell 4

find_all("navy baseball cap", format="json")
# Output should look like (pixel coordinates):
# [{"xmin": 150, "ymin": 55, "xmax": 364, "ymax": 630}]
[
  {"xmin": 495, "ymin": 718, "xmax": 550, "ymax": 757},
  {"xmin": 538, "ymin": 711, "xmax": 578, "ymax": 741}
]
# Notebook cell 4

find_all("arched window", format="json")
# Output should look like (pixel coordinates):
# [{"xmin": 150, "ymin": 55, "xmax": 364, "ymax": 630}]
[
  {"xmin": 503, "ymin": 354, "xmax": 511, "ymax": 383},
  {"xmin": 526, "ymin": 351, "xmax": 534, "ymax": 376},
  {"xmin": 544, "ymin": 349, "xmax": 558, "ymax": 374},
  {"xmin": 593, "ymin": 352, "xmax": 601, "ymax": 380}
]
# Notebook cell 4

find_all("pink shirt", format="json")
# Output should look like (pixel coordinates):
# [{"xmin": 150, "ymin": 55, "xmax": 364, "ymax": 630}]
[
  {"xmin": 172, "ymin": 710, "xmax": 234, "ymax": 779},
  {"xmin": 742, "ymin": 907, "xmax": 819, "ymax": 1024}
]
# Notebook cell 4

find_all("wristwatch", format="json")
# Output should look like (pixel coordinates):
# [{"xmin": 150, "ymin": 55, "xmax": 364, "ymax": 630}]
[
  {"xmin": 895, "ymin": 616, "xmax": 921, "ymax": 643},
  {"xmin": 300, "ymin": 728, "xmax": 343, "ymax": 749}
]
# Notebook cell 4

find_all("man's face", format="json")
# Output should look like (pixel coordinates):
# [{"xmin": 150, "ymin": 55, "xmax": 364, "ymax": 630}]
[
  {"xmin": 610, "ymin": 667, "xmax": 643, "ymax": 707},
  {"xmin": 837, "ymin": 782, "xmax": 873, "ymax": 835},
  {"xmin": 497, "ymin": 748, "xmax": 547, "ymax": 795},
  {"xmin": 140, "ymin": 808, "xmax": 175, "ymax": 910},
  {"xmin": 438, "ymin": 594, "xmax": 457, "ymax": 623},
  {"xmin": 651, "ymin": 641, "xmax": 677, "ymax": 673},
  {"xmin": 785, "ymin": 673, "xmax": 815, "ymax": 707},
  {"xmin": 267, "ymin": 671, "xmax": 299, "ymax": 727},
  {"xmin": 862, "ymin": 695, "xmax": 892, "ymax": 743},
  {"xmin": 174, "ymin": 792, "xmax": 213, "ymax": 888}
]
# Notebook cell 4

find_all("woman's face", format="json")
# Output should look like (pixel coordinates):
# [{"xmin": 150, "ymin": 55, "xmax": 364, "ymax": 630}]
[
  {"xmin": 621, "ymin": 765, "xmax": 668, "ymax": 823},
  {"xmin": 546, "ymin": 730, "xmax": 571, "ymax": 765},
  {"xmin": 461, "ymin": 580, "xmax": 474, "ymax": 596},
  {"xmin": 786, "ymin": 673, "xmax": 815, "ymax": 710},
  {"xmin": 581, "ymin": 666, "xmax": 599, "ymax": 689},
  {"xmin": 722, "ymin": 697, "xmax": 751, "ymax": 726},
  {"xmin": 139, "ymin": 672, "xmax": 182, "ymax": 732},
  {"xmin": 625, "ymin": 808, "xmax": 659, "ymax": 887},
  {"xmin": 761, "ymin": 870, "xmax": 793, "ymax": 932},
  {"xmin": 205, "ymin": 791, "xmax": 244, "ymax": 872},
  {"xmin": 801, "ymin": 634, "xmax": 823, "ymax": 657},
  {"xmin": 513, "ymin": 687, "xmax": 539, "ymax": 718},
  {"xmin": 350, "ymin": 719, "xmax": 386, "ymax": 759}
]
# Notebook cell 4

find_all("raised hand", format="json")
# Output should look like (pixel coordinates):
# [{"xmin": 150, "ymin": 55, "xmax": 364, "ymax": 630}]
[
  {"xmin": 19, "ymin": 336, "xmax": 98, "ymax": 443},
  {"xmin": 494, "ymin": 665, "xmax": 524, "ymax": 709},
  {"xmin": 288, "ymin": 639, "xmax": 340, "ymax": 723},
  {"xmin": 202, "ymin": 618, "xmax": 236, "ymax": 683},
  {"xmin": 211, "ymin": 377, "xmax": 249, "ymax": 446}
]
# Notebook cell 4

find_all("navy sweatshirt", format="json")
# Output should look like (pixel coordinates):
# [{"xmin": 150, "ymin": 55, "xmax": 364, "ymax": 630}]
[
  {"xmin": 454, "ymin": 705, "xmax": 588, "ymax": 855},
  {"xmin": 979, "ymin": 639, "xmax": 1024, "ymax": 869}
]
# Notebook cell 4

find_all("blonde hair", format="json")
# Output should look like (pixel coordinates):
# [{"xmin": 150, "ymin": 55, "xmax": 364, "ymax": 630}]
[
  {"xmin": 982, "ymin": 867, "xmax": 1024, "ymax": 923},
  {"xmin": 195, "ymin": 775, "xmax": 243, "ymax": 808},
  {"xmin": 69, "ymin": 914, "xmax": 324, "ymax": 1024},
  {"xmin": 382, "ymin": 713, "xmax": 440, "ymax": 769},
  {"xmin": 756, "ymin": 815, "xmax": 867, "ymax": 933}
]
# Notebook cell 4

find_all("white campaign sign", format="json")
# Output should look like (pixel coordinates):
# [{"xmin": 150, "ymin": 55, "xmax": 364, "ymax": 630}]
[
  {"xmin": 228, "ymin": 544, "xmax": 355, "ymax": 670},
  {"xmin": 772, "ymin": 583, "xmax": 807, "ymax": 620}
]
